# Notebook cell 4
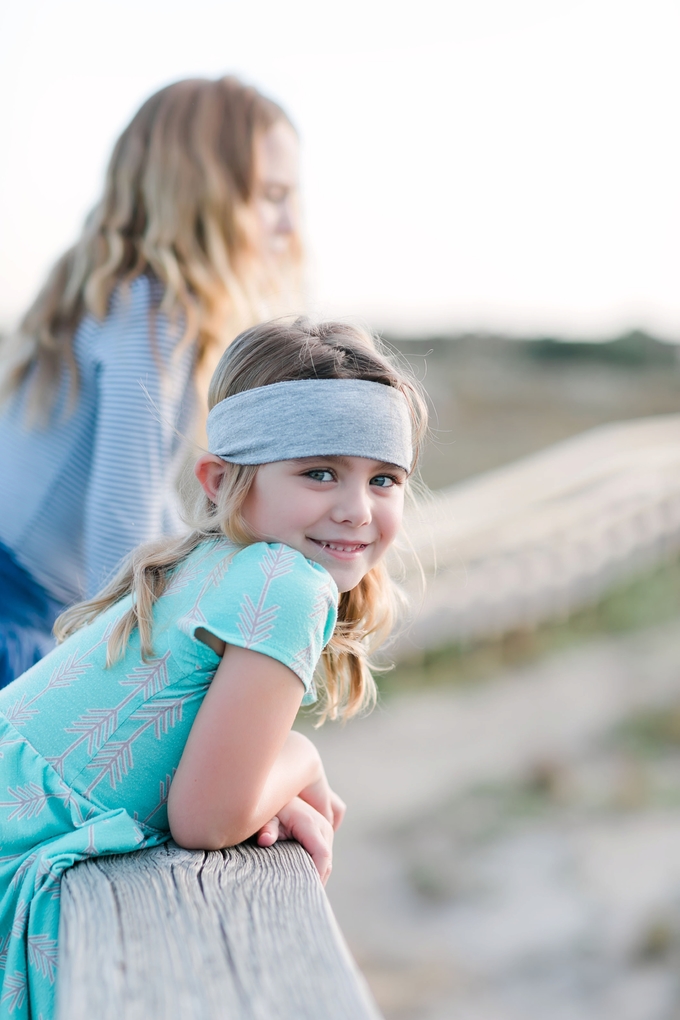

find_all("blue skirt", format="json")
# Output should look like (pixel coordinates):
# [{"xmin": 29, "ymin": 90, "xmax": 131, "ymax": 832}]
[{"xmin": 0, "ymin": 542, "xmax": 65, "ymax": 689}]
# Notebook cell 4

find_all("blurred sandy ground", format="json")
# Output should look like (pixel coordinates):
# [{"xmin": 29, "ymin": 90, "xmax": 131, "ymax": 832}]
[
  {"xmin": 314, "ymin": 621, "xmax": 680, "ymax": 1020},
  {"xmin": 308, "ymin": 336, "xmax": 680, "ymax": 1020}
]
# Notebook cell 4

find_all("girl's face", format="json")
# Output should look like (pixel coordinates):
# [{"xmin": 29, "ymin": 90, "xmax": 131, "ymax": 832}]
[
  {"xmin": 240, "ymin": 455, "xmax": 407, "ymax": 592},
  {"xmin": 250, "ymin": 120, "xmax": 300, "ymax": 258}
]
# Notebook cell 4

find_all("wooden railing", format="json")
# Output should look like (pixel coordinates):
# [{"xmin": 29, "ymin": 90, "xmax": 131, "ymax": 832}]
[
  {"xmin": 57, "ymin": 840, "xmax": 382, "ymax": 1020},
  {"xmin": 397, "ymin": 414, "xmax": 680, "ymax": 655}
]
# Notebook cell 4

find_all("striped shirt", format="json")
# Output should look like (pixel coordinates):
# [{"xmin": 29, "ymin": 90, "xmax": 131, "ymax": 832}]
[{"xmin": 0, "ymin": 275, "xmax": 197, "ymax": 604}]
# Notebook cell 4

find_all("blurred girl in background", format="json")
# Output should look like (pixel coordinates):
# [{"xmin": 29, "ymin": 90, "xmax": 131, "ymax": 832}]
[{"xmin": 0, "ymin": 76, "xmax": 303, "ymax": 686}]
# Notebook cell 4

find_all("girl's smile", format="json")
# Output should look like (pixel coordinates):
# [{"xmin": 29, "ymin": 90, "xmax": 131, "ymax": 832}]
[
  {"xmin": 239, "ymin": 455, "xmax": 406, "ymax": 592},
  {"xmin": 308, "ymin": 540, "xmax": 368, "ymax": 556}
]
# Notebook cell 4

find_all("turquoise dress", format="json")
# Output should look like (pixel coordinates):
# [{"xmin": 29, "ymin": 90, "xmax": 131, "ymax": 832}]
[{"xmin": 0, "ymin": 539, "xmax": 338, "ymax": 1020}]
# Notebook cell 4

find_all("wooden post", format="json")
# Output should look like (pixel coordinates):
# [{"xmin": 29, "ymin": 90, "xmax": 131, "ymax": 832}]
[{"xmin": 57, "ymin": 840, "xmax": 382, "ymax": 1020}]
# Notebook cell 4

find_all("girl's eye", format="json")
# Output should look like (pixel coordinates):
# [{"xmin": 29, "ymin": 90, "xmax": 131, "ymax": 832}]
[
  {"xmin": 371, "ymin": 474, "xmax": 399, "ymax": 488},
  {"xmin": 261, "ymin": 184, "xmax": 288, "ymax": 204},
  {"xmin": 305, "ymin": 469, "xmax": 335, "ymax": 483}
]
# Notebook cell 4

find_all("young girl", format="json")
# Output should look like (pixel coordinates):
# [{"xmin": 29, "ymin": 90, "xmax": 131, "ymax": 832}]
[
  {"xmin": 0, "ymin": 75, "xmax": 302, "ymax": 686},
  {"xmin": 0, "ymin": 318, "xmax": 427, "ymax": 1020}
]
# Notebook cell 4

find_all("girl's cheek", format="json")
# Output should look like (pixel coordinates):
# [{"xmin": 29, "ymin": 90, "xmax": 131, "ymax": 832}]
[{"xmin": 385, "ymin": 506, "xmax": 404, "ymax": 545}]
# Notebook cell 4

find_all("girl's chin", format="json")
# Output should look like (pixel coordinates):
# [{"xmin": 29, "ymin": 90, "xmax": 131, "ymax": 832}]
[{"xmin": 318, "ymin": 561, "xmax": 369, "ymax": 593}]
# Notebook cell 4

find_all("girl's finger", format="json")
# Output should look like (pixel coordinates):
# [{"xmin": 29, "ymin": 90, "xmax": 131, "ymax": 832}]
[
  {"xmin": 277, "ymin": 799, "xmax": 334, "ymax": 884},
  {"xmin": 256, "ymin": 816, "xmax": 280, "ymax": 847},
  {"xmin": 330, "ymin": 791, "xmax": 346, "ymax": 831},
  {"xmin": 298, "ymin": 778, "xmax": 334, "ymax": 825},
  {"xmin": 299, "ymin": 818, "xmax": 334, "ymax": 884},
  {"xmin": 307, "ymin": 835, "xmax": 333, "ymax": 885}
]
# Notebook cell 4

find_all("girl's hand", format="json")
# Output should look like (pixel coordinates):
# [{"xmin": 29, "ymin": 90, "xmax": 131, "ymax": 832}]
[
  {"xmin": 298, "ymin": 776, "xmax": 347, "ymax": 831},
  {"xmin": 256, "ymin": 784, "xmax": 345, "ymax": 848},
  {"xmin": 256, "ymin": 797, "xmax": 335, "ymax": 885},
  {"xmin": 328, "ymin": 788, "xmax": 346, "ymax": 830}
]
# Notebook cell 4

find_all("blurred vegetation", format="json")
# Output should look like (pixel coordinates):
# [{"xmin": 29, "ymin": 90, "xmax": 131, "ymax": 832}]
[
  {"xmin": 615, "ymin": 704, "xmax": 680, "ymax": 758},
  {"xmin": 526, "ymin": 330, "xmax": 679, "ymax": 367},
  {"xmin": 388, "ymin": 330, "xmax": 680, "ymax": 490},
  {"xmin": 381, "ymin": 552, "xmax": 680, "ymax": 696}
]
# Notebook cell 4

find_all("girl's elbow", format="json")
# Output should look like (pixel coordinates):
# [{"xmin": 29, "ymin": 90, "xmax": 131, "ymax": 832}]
[
  {"xmin": 168, "ymin": 819, "xmax": 211, "ymax": 850},
  {"xmin": 168, "ymin": 805, "xmax": 255, "ymax": 851},
  {"xmin": 170, "ymin": 825, "xmax": 248, "ymax": 852}
]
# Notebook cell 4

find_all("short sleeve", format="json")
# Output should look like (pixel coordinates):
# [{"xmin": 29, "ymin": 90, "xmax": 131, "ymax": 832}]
[{"xmin": 175, "ymin": 542, "xmax": 338, "ymax": 704}]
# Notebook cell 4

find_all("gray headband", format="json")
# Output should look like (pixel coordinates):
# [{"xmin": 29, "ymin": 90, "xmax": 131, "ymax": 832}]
[{"xmin": 206, "ymin": 379, "xmax": 413, "ymax": 472}]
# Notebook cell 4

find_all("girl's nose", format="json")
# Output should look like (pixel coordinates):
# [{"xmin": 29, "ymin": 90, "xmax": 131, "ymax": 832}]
[
  {"xmin": 330, "ymin": 485, "xmax": 372, "ymax": 527},
  {"xmin": 276, "ymin": 199, "xmax": 295, "ymax": 235}
]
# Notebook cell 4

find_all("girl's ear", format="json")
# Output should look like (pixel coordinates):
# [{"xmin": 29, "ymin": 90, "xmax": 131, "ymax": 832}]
[{"xmin": 195, "ymin": 455, "xmax": 229, "ymax": 503}]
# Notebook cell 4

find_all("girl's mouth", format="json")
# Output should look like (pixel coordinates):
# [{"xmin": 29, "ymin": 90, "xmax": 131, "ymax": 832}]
[{"xmin": 310, "ymin": 539, "xmax": 369, "ymax": 558}]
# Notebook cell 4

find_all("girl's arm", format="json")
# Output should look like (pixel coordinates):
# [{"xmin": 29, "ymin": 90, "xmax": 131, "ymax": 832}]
[
  {"xmin": 83, "ymin": 278, "xmax": 195, "ymax": 597},
  {"xmin": 167, "ymin": 643, "xmax": 332, "ymax": 855}
]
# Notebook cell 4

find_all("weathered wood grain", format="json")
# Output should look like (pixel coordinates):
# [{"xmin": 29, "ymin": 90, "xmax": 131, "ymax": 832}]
[{"xmin": 57, "ymin": 840, "xmax": 382, "ymax": 1020}]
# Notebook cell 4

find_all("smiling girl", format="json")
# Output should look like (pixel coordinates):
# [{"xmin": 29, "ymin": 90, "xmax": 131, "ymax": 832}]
[{"xmin": 0, "ymin": 317, "xmax": 427, "ymax": 1020}]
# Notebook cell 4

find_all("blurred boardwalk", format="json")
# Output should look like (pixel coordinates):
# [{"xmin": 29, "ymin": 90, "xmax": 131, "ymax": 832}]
[{"xmin": 398, "ymin": 414, "xmax": 680, "ymax": 655}]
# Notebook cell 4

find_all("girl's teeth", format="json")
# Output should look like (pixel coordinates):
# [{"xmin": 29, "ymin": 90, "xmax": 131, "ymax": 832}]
[{"xmin": 323, "ymin": 542, "xmax": 364, "ymax": 552}]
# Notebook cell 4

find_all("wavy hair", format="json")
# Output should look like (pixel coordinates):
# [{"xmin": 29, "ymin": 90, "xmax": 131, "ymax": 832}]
[
  {"xmin": 2, "ymin": 76, "xmax": 302, "ymax": 422},
  {"xmin": 55, "ymin": 318, "xmax": 428, "ymax": 722}
]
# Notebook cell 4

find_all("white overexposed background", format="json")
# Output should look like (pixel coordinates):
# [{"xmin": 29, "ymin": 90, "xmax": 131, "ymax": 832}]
[{"xmin": 1, "ymin": 0, "xmax": 678, "ymax": 338}]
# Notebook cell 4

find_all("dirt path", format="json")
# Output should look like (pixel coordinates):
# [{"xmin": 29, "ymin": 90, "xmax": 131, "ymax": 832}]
[{"xmin": 309, "ymin": 622, "xmax": 680, "ymax": 1019}]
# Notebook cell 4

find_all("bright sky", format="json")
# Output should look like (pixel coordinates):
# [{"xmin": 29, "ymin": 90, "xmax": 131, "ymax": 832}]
[{"xmin": 1, "ymin": 0, "xmax": 679, "ymax": 338}]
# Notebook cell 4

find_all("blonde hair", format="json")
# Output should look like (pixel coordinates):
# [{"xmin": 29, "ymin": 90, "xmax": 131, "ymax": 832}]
[
  {"xmin": 55, "ymin": 318, "xmax": 428, "ymax": 721},
  {"xmin": 2, "ymin": 76, "xmax": 302, "ymax": 422}
]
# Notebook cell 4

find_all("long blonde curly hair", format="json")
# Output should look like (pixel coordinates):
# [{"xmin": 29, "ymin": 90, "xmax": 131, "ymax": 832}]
[
  {"xmin": 2, "ymin": 76, "xmax": 302, "ymax": 422},
  {"xmin": 55, "ymin": 318, "xmax": 429, "ymax": 722}
]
